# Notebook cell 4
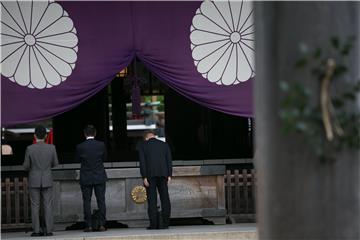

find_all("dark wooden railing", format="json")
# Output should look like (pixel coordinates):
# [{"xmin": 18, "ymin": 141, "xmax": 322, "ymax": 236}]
[
  {"xmin": 225, "ymin": 169, "xmax": 256, "ymax": 223},
  {"xmin": 1, "ymin": 177, "xmax": 31, "ymax": 229}
]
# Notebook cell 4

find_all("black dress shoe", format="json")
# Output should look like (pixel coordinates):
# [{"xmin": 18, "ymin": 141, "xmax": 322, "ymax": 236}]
[
  {"xmin": 159, "ymin": 225, "xmax": 169, "ymax": 229},
  {"xmin": 30, "ymin": 232, "xmax": 42, "ymax": 237},
  {"xmin": 84, "ymin": 227, "xmax": 93, "ymax": 232},
  {"xmin": 98, "ymin": 226, "xmax": 107, "ymax": 232},
  {"xmin": 45, "ymin": 232, "xmax": 53, "ymax": 236},
  {"xmin": 146, "ymin": 226, "xmax": 158, "ymax": 230}
]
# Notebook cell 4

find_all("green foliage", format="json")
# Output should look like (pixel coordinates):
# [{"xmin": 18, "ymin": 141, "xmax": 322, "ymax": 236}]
[{"xmin": 280, "ymin": 36, "xmax": 360, "ymax": 160}]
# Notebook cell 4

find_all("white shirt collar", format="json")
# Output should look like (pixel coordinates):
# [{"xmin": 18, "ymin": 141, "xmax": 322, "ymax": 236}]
[{"xmin": 86, "ymin": 136, "xmax": 95, "ymax": 140}]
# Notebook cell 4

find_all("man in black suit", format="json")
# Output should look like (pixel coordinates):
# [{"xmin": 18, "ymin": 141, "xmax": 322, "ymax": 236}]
[
  {"xmin": 138, "ymin": 130, "xmax": 173, "ymax": 229},
  {"xmin": 75, "ymin": 125, "xmax": 107, "ymax": 232}
]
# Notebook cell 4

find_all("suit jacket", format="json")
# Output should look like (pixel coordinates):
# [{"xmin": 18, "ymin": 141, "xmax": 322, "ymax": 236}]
[
  {"xmin": 138, "ymin": 138, "xmax": 172, "ymax": 178},
  {"xmin": 75, "ymin": 139, "xmax": 107, "ymax": 186},
  {"xmin": 23, "ymin": 142, "xmax": 59, "ymax": 188}
]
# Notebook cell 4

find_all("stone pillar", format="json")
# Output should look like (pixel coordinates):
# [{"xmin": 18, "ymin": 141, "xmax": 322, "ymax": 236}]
[{"xmin": 254, "ymin": 2, "xmax": 360, "ymax": 239}]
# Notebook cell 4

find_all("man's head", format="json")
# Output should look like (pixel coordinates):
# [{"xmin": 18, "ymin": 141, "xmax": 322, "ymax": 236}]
[
  {"xmin": 34, "ymin": 125, "xmax": 47, "ymax": 140},
  {"xmin": 84, "ymin": 125, "xmax": 96, "ymax": 138},
  {"xmin": 143, "ymin": 130, "xmax": 155, "ymax": 141}
]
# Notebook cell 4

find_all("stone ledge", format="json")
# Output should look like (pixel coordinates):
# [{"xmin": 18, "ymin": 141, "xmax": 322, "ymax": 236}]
[{"xmin": 2, "ymin": 224, "xmax": 257, "ymax": 240}]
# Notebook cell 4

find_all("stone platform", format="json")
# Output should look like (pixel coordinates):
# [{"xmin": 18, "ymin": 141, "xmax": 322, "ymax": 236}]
[
  {"xmin": 2, "ymin": 224, "xmax": 257, "ymax": 240},
  {"xmin": 51, "ymin": 165, "xmax": 227, "ymax": 227}
]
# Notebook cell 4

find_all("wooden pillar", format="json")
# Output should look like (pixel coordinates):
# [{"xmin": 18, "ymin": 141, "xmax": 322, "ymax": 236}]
[
  {"xmin": 53, "ymin": 87, "xmax": 109, "ymax": 163},
  {"xmin": 254, "ymin": 2, "xmax": 360, "ymax": 239},
  {"xmin": 111, "ymin": 77, "xmax": 128, "ymax": 149},
  {"xmin": 164, "ymin": 88, "xmax": 203, "ymax": 159}
]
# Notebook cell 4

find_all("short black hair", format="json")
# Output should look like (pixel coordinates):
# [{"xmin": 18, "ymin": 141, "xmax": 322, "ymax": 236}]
[
  {"xmin": 84, "ymin": 125, "xmax": 96, "ymax": 137},
  {"xmin": 35, "ymin": 125, "xmax": 47, "ymax": 140}
]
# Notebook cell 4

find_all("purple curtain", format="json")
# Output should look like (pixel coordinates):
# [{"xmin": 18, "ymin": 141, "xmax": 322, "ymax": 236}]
[{"xmin": 1, "ymin": 1, "xmax": 253, "ymax": 127}]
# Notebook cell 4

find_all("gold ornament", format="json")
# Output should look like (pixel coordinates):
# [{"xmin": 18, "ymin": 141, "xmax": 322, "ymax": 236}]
[{"xmin": 131, "ymin": 185, "xmax": 147, "ymax": 204}]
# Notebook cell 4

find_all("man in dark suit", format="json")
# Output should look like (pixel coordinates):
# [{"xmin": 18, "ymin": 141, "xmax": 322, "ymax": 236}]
[
  {"xmin": 75, "ymin": 125, "xmax": 107, "ymax": 232},
  {"xmin": 23, "ymin": 125, "xmax": 59, "ymax": 237},
  {"xmin": 138, "ymin": 130, "xmax": 173, "ymax": 230}
]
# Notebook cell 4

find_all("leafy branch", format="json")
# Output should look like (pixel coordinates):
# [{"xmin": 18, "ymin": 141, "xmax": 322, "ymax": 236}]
[{"xmin": 280, "ymin": 36, "xmax": 360, "ymax": 160}]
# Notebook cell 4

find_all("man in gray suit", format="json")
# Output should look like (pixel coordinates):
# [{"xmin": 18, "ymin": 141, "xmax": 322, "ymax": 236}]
[{"xmin": 23, "ymin": 125, "xmax": 59, "ymax": 237}]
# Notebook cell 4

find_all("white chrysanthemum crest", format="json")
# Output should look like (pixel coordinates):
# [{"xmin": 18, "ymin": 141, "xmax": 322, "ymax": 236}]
[
  {"xmin": 190, "ymin": 0, "xmax": 254, "ymax": 86},
  {"xmin": 1, "ymin": 0, "xmax": 79, "ymax": 89}
]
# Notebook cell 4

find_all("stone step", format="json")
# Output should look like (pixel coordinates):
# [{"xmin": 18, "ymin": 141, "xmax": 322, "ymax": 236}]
[{"xmin": 1, "ymin": 224, "xmax": 257, "ymax": 240}]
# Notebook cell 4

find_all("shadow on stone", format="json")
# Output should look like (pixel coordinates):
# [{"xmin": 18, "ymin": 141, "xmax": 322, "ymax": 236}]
[
  {"xmin": 65, "ymin": 221, "xmax": 128, "ymax": 230},
  {"xmin": 170, "ymin": 218, "xmax": 214, "ymax": 226}
]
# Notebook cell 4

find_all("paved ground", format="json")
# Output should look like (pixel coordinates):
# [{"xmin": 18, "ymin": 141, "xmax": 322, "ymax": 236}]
[{"xmin": 1, "ymin": 224, "xmax": 257, "ymax": 240}]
